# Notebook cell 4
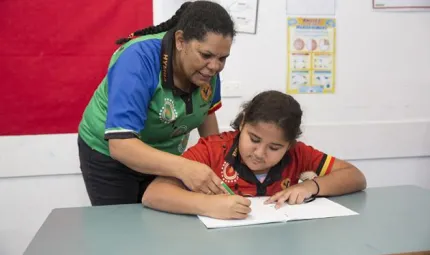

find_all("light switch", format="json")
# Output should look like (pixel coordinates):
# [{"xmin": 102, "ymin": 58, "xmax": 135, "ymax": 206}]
[{"xmin": 221, "ymin": 81, "xmax": 242, "ymax": 98}]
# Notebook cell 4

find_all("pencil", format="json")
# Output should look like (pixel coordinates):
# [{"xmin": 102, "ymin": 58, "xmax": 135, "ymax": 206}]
[{"xmin": 221, "ymin": 182, "xmax": 235, "ymax": 195}]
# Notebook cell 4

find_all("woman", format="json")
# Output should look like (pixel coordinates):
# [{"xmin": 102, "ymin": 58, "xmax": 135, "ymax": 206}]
[
  {"xmin": 142, "ymin": 90, "xmax": 367, "ymax": 220},
  {"xmin": 78, "ymin": 1, "xmax": 235, "ymax": 205}
]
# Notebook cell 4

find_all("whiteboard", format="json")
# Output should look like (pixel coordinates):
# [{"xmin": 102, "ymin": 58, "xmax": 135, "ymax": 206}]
[{"xmin": 373, "ymin": 0, "xmax": 430, "ymax": 9}]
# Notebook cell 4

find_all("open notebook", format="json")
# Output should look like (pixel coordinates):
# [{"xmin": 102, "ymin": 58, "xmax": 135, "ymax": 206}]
[{"xmin": 198, "ymin": 197, "xmax": 358, "ymax": 229}]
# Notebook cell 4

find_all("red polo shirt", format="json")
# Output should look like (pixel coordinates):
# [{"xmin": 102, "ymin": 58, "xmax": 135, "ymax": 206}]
[{"xmin": 182, "ymin": 131, "xmax": 335, "ymax": 197}]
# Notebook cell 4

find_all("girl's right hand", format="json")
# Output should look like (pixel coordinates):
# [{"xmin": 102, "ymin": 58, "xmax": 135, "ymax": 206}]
[{"xmin": 205, "ymin": 195, "xmax": 252, "ymax": 220}]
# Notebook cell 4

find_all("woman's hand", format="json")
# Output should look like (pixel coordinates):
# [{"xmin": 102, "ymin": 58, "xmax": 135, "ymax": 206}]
[
  {"xmin": 265, "ymin": 180, "xmax": 318, "ymax": 208},
  {"xmin": 205, "ymin": 194, "xmax": 252, "ymax": 220},
  {"xmin": 179, "ymin": 160, "xmax": 226, "ymax": 195}
]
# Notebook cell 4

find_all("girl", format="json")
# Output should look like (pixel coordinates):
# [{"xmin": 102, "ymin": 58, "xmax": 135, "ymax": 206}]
[{"xmin": 142, "ymin": 90, "xmax": 367, "ymax": 220}]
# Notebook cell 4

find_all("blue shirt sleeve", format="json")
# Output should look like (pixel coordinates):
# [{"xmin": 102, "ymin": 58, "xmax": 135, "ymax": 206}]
[
  {"xmin": 105, "ymin": 43, "xmax": 158, "ymax": 137},
  {"xmin": 209, "ymin": 73, "xmax": 222, "ymax": 113}
]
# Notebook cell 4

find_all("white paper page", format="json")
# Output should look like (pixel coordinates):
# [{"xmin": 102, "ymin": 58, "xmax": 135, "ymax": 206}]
[
  {"xmin": 277, "ymin": 197, "xmax": 359, "ymax": 221},
  {"xmin": 197, "ymin": 197, "xmax": 286, "ymax": 229},
  {"xmin": 286, "ymin": 0, "xmax": 336, "ymax": 15},
  {"xmin": 219, "ymin": 0, "xmax": 259, "ymax": 34}
]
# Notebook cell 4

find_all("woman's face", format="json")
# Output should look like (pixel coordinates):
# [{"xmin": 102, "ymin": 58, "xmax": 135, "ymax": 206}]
[
  {"xmin": 175, "ymin": 31, "xmax": 232, "ymax": 87},
  {"xmin": 238, "ymin": 122, "xmax": 291, "ymax": 173}
]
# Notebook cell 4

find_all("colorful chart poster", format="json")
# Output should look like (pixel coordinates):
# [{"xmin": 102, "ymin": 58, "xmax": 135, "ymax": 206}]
[{"xmin": 287, "ymin": 17, "xmax": 336, "ymax": 94}]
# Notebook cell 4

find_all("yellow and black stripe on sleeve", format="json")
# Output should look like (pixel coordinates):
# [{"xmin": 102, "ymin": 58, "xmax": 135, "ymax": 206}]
[
  {"xmin": 315, "ymin": 154, "xmax": 335, "ymax": 176},
  {"xmin": 208, "ymin": 101, "xmax": 222, "ymax": 115}
]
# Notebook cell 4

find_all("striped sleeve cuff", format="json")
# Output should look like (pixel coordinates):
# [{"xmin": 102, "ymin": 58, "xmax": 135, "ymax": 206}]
[
  {"xmin": 104, "ymin": 128, "xmax": 140, "ymax": 140},
  {"xmin": 315, "ymin": 154, "xmax": 335, "ymax": 176},
  {"xmin": 208, "ymin": 101, "xmax": 222, "ymax": 115}
]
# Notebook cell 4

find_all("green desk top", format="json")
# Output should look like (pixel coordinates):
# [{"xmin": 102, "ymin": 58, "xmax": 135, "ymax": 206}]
[{"xmin": 24, "ymin": 185, "xmax": 430, "ymax": 255}]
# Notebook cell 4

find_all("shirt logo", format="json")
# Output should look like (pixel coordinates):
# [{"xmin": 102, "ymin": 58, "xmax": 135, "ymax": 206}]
[
  {"xmin": 178, "ymin": 133, "xmax": 190, "ymax": 153},
  {"xmin": 159, "ymin": 98, "xmax": 177, "ymax": 124},
  {"xmin": 221, "ymin": 161, "xmax": 239, "ymax": 184},
  {"xmin": 200, "ymin": 83, "xmax": 212, "ymax": 102},
  {"xmin": 280, "ymin": 178, "xmax": 291, "ymax": 190},
  {"xmin": 162, "ymin": 54, "xmax": 168, "ymax": 83},
  {"xmin": 171, "ymin": 125, "xmax": 188, "ymax": 138}
]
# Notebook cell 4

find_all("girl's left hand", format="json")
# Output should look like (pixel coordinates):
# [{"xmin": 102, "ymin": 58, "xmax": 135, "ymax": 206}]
[{"xmin": 264, "ymin": 180, "xmax": 318, "ymax": 209}]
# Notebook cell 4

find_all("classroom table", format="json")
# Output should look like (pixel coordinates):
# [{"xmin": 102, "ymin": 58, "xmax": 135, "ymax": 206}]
[{"xmin": 24, "ymin": 185, "xmax": 430, "ymax": 255}]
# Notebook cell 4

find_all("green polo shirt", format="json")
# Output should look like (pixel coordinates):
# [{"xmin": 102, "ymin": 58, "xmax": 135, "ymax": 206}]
[{"xmin": 78, "ymin": 30, "xmax": 222, "ymax": 156}]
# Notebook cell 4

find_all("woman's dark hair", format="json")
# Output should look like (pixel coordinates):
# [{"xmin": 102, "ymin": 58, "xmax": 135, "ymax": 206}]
[
  {"xmin": 116, "ymin": 1, "xmax": 236, "ymax": 45},
  {"xmin": 231, "ymin": 90, "xmax": 303, "ymax": 142}
]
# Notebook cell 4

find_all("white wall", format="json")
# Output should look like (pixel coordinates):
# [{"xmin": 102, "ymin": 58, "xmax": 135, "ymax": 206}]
[{"xmin": 1, "ymin": 0, "xmax": 430, "ymax": 254}]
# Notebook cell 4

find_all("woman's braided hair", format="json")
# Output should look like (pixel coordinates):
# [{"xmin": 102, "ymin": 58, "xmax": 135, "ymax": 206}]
[{"xmin": 116, "ymin": 1, "xmax": 235, "ymax": 45}]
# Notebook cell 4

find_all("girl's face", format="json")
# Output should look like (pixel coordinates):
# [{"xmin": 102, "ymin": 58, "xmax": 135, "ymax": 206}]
[{"xmin": 238, "ymin": 121, "xmax": 291, "ymax": 173}]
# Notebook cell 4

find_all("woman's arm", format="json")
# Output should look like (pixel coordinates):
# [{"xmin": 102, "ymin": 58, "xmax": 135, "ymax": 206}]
[
  {"xmin": 110, "ymin": 138, "xmax": 188, "ymax": 177},
  {"xmin": 109, "ymin": 138, "xmax": 224, "ymax": 194},
  {"xmin": 198, "ymin": 113, "xmax": 220, "ymax": 137},
  {"xmin": 142, "ymin": 176, "xmax": 251, "ymax": 219}
]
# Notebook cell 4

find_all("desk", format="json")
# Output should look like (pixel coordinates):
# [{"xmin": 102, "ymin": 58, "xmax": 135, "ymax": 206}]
[{"xmin": 24, "ymin": 185, "xmax": 430, "ymax": 255}]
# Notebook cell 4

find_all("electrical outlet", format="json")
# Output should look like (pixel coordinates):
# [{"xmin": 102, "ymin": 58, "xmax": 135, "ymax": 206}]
[{"xmin": 222, "ymin": 81, "xmax": 242, "ymax": 98}]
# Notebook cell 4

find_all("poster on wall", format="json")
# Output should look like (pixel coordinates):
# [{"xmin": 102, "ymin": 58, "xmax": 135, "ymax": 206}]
[
  {"xmin": 162, "ymin": 0, "xmax": 259, "ymax": 34},
  {"xmin": 218, "ymin": 0, "xmax": 259, "ymax": 34},
  {"xmin": 373, "ymin": 0, "xmax": 430, "ymax": 10},
  {"xmin": 287, "ymin": 17, "xmax": 336, "ymax": 94}
]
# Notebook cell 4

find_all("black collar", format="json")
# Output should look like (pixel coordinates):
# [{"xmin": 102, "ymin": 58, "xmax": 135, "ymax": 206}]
[
  {"xmin": 160, "ymin": 30, "xmax": 197, "ymax": 96},
  {"xmin": 225, "ymin": 133, "xmax": 291, "ymax": 194}
]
